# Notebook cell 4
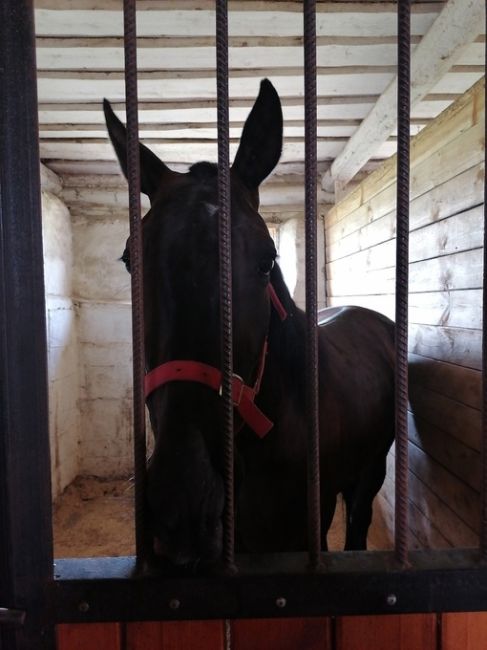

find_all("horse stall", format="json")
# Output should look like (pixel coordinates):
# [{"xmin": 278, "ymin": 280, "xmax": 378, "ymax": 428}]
[
  {"xmin": 326, "ymin": 78, "xmax": 486, "ymax": 550},
  {"xmin": 1, "ymin": 0, "xmax": 487, "ymax": 649}
]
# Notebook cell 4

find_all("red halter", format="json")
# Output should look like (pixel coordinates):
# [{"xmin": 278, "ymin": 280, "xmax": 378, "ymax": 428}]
[{"xmin": 144, "ymin": 284, "xmax": 287, "ymax": 438}]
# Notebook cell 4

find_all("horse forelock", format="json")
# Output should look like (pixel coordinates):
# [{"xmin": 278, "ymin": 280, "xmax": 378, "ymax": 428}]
[{"xmin": 189, "ymin": 161, "xmax": 218, "ymax": 180}]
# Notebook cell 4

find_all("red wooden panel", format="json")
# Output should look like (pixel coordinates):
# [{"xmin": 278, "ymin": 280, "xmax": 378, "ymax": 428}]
[
  {"xmin": 336, "ymin": 614, "xmax": 437, "ymax": 650},
  {"xmin": 125, "ymin": 620, "xmax": 225, "ymax": 650},
  {"xmin": 56, "ymin": 623, "xmax": 121, "ymax": 650},
  {"xmin": 232, "ymin": 617, "xmax": 331, "ymax": 650},
  {"xmin": 442, "ymin": 612, "xmax": 487, "ymax": 650}
]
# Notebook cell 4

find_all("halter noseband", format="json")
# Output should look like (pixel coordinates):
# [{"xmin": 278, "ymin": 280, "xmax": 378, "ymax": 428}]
[{"xmin": 144, "ymin": 284, "xmax": 287, "ymax": 438}]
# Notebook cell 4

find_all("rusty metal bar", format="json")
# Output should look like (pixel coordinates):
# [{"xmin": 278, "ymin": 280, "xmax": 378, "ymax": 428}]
[
  {"xmin": 394, "ymin": 0, "xmax": 411, "ymax": 566},
  {"xmin": 0, "ymin": 1, "xmax": 55, "ymax": 646},
  {"xmin": 123, "ymin": 0, "xmax": 148, "ymax": 564},
  {"xmin": 303, "ymin": 0, "xmax": 322, "ymax": 570},
  {"xmin": 216, "ymin": 0, "xmax": 237, "ymax": 575},
  {"xmin": 481, "ymin": 8, "xmax": 487, "ymax": 558}
]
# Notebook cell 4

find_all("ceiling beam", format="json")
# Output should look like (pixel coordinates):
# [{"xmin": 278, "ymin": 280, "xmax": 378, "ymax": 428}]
[
  {"xmin": 39, "ymin": 138, "xmax": 397, "ymax": 167},
  {"xmin": 37, "ymin": 93, "xmax": 459, "ymax": 112},
  {"xmin": 35, "ymin": 42, "xmax": 415, "ymax": 72},
  {"xmin": 321, "ymin": 0, "xmax": 486, "ymax": 193},
  {"xmin": 36, "ymin": 72, "xmax": 398, "ymax": 103},
  {"xmin": 33, "ymin": 1, "xmax": 443, "ymax": 11},
  {"xmin": 46, "ymin": 160, "xmax": 331, "ymax": 177},
  {"xmin": 35, "ymin": 40, "xmax": 483, "ymax": 72},
  {"xmin": 34, "ymin": 4, "xmax": 441, "ymax": 39}
]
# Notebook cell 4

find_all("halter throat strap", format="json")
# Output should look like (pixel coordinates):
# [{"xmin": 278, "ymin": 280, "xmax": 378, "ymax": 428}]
[{"xmin": 144, "ymin": 283, "xmax": 287, "ymax": 438}]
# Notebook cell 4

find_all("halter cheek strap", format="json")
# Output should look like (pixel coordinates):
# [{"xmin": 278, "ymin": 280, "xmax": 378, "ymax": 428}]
[{"xmin": 144, "ymin": 284, "xmax": 287, "ymax": 438}]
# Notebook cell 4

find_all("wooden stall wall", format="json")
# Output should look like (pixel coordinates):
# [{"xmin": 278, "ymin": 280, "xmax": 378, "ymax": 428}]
[
  {"xmin": 56, "ymin": 613, "xmax": 487, "ymax": 650},
  {"xmin": 325, "ymin": 77, "xmax": 485, "ymax": 549}
]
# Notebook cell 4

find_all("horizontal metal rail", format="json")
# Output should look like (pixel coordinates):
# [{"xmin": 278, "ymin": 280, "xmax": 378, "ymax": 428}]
[{"xmin": 52, "ymin": 550, "xmax": 487, "ymax": 622}]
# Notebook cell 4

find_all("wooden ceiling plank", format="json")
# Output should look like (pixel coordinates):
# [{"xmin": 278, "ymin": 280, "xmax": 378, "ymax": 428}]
[
  {"xmin": 35, "ymin": 43, "xmax": 414, "ymax": 72},
  {"xmin": 36, "ymin": 35, "xmax": 423, "ymax": 49},
  {"xmin": 34, "ymin": 1, "xmax": 444, "ymax": 12},
  {"xmin": 36, "ymin": 73, "xmax": 396, "ymax": 103},
  {"xmin": 322, "ymin": 0, "xmax": 485, "ymax": 192},
  {"xmin": 37, "ymin": 118, "xmax": 363, "ymax": 129},
  {"xmin": 37, "ymin": 93, "xmax": 458, "ymax": 111},
  {"xmin": 39, "ymin": 139, "xmax": 397, "ymax": 163},
  {"xmin": 34, "ymin": 6, "xmax": 440, "ymax": 39},
  {"xmin": 45, "ymin": 159, "xmax": 330, "ymax": 177},
  {"xmin": 35, "ymin": 42, "xmax": 483, "ymax": 72},
  {"xmin": 37, "ymin": 66, "xmax": 407, "ymax": 81},
  {"xmin": 36, "ymin": 65, "xmax": 484, "ymax": 81}
]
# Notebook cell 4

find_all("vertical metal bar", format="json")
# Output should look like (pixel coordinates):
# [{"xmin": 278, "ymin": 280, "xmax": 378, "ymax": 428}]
[
  {"xmin": 480, "ymin": 6, "xmax": 487, "ymax": 558},
  {"xmin": 304, "ymin": 0, "xmax": 322, "ymax": 570},
  {"xmin": 394, "ymin": 0, "xmax": 411, "ymax": 566},
  {"xmin": 0, "ymin": 1, "xmax": 55, "ymax": 647},
  {"xmin": 123, "ymin": 0, "xmax": 148, "ymax": 564},
  {"xmin": 216, "ymin": 0, "xmax": 236, "ymax": 575}
]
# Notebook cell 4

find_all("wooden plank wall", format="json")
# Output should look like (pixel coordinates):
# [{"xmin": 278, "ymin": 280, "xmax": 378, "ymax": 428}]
[
  {"xmin": 325, "ymin": 77, "xmax": 485, "ymax": 549},
  {"xmin": 56, "ymin": 613, "xmax": 487, "ymax": 649}
]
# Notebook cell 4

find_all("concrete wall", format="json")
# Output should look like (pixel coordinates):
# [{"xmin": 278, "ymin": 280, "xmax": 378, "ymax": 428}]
[
  {"xmin": 43, "ymin": 167, "xmax": 136, "ymax": 485},
  {"xmin": 42, "ymin": 178, "xmax": 81, "ymax": 498},
  {"xmin": 72, "ymin": 215, "xmax": 134, "ymax": 476},
  {"xmin": 279, "ymin": 215, "xmax": 326, "ymax": 311}
]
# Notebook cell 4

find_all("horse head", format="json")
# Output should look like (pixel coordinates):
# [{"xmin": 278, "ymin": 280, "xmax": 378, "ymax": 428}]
[{"xmin": 104, "ymin": 79, "xmax": 283, "ymax": 568}]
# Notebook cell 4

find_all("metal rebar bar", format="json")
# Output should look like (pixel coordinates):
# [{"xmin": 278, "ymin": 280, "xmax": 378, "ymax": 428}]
[
  {"xmin": 304, "ymin": 0, "xmax": 322, "ymax": 570},
  {"xmin": 480, "ymin": 6, "xmax": 487, "ymax": 559},
  {"xmin": 1, "ymin": 1, "xmax": 56, "ymax": 645},
  {"xmin": 123, "ymin": 0, "xmax": 148, "ymax": 565},
  {"xmin": 216, "ymin": 0, "xmax": 237, "ymax": 575},
  {"xmin": 394, "ymin": 0, "xmax": 411, "ymax": 567}
]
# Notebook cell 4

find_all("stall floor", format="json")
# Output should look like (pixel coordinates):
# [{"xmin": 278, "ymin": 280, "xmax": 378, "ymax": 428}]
[{"xmin": 53, "ymin": 476, "xmax": 392, "ymax": 557}]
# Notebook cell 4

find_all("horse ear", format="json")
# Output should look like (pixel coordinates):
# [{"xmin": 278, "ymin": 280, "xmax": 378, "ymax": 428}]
[
  {"xmin": 232, "ymin": 79, "xmax": 283, "ymax": 189},
  {"xmin": 103, "ymin": 99, "xmax": 172, "ymax": 200}
]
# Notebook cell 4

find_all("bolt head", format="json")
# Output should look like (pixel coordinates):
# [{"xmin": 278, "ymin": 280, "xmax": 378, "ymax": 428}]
[
  {"xmin": 275, "ymin": 597, "xmax": 287, "ymax": 608},
  {"xmin": 386, "ymin": 594, "xmax": 397, "ymax": 606}
]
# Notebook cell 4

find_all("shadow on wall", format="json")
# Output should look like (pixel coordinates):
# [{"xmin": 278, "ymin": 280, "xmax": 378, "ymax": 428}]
[{"xmin": 406, "ymin": 355, "xmax": 480, "ymax": 549}]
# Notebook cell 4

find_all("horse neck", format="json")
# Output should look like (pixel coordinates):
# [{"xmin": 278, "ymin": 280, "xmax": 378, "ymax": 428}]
[{"xmin": 265, "ymin": 268, "xmax": 307, "ymax": 399}]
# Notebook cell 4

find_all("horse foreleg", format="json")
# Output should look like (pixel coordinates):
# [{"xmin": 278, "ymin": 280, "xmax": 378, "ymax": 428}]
[{"xmin": 342, "ymin": 454, "xmax": 387, "ymax": 551}]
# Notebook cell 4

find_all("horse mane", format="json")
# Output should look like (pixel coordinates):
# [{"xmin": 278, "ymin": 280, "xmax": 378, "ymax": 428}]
[{"xmin": 265, "ymin": 262, "xmax": 307, "ymax": 405}]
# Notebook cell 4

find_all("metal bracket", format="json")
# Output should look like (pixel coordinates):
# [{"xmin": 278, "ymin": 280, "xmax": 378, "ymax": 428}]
[{"xmin": 0, "ymin": 607, "xmax": 26, "ymax": 627}]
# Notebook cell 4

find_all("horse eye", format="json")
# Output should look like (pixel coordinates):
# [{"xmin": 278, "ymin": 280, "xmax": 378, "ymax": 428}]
[{"xmin": 258, "ymin": 258, "xmax": 275, "ymax": 277}]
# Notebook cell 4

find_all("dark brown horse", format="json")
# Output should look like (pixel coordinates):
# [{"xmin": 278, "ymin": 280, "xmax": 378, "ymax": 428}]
[{"xmin": 104, "ymin": 79, "xmax": 395, "ymax": 568}]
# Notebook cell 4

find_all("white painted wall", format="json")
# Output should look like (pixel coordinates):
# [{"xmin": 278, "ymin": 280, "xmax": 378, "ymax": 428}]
[
  {"xmin": 72, "ymin": 216, "xmax": 134, "ymax": 476},
  {"xmin": 42, "ymin": 184, "xmax": 81, "ymax": 498},
  {"xmin": 279, "ymin": 215, "xmax": 326, "ymax": 311}
]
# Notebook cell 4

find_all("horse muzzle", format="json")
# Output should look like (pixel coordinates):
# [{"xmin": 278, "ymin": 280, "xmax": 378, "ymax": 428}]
[{"xmin": 152, "ymin": 528, "xmax": 222, "ymax": 570}]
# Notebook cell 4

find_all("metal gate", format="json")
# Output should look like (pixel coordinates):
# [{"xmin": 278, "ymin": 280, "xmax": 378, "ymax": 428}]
[{"xmin": 1, "ymin": 1, "xmax": 487, "ymax": 649}]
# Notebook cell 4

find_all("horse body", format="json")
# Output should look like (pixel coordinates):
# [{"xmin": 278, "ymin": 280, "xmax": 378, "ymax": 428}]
[
  {"xmin": 104, "ymin": 79, "xmax": 394, "ymax": 568},
  {"xmin": 237, "ymin": 286, "xmax": 395, "ymax": 552}
]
